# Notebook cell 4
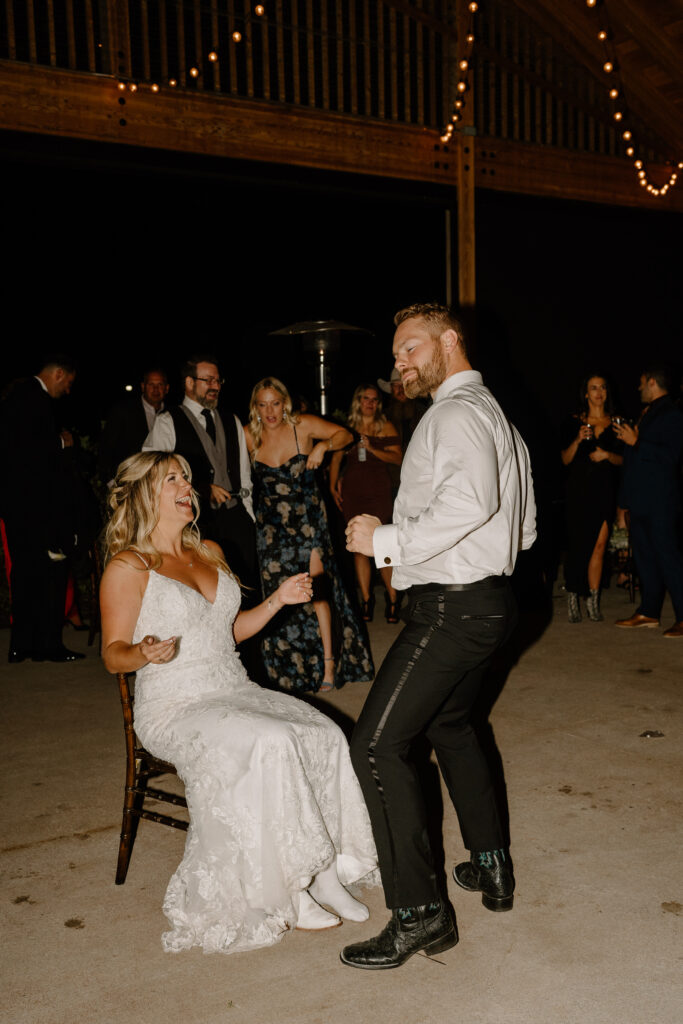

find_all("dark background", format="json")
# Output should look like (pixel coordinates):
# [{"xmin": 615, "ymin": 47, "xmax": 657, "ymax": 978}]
[{"xmin": 3, "ymin": 130, "xmax": 681, "ymax": 440}]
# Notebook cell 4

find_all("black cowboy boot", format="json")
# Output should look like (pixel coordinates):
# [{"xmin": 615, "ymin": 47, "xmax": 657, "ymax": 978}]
[
  {"xmin": 340, "ymin": 900, "xmax": 458, "ymax": 970},
  {"xmin": 453, "ymin": 849, "xmax": 514, "ymax": 911}
]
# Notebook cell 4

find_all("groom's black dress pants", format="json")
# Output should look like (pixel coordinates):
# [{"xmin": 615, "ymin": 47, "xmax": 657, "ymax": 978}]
[{"xmin": 350, "ymin": 580, "xmax": 516, "ymax": 909}]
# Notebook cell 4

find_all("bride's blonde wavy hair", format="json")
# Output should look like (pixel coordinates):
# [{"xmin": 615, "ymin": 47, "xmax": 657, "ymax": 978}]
[{"xmin": 104, "ymin": 451, "xmax": 231, "ymax": 575}]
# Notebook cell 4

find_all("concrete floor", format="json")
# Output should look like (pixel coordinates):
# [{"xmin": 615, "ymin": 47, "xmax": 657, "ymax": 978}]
[{"xmin": 2, "ymin": 585, "xmax": 681, "ymax": 1024}]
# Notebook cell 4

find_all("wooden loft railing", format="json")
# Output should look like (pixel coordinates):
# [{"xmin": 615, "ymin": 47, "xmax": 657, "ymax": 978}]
[{"xmin": 0, "ymin": 0, "xmax": 680, "ymax": 212}]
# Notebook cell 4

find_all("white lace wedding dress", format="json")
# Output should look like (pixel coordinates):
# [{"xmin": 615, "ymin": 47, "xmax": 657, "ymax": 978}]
[{"xmin": 132, "ymin": 568, "xmax": 377, "ymax": 954}]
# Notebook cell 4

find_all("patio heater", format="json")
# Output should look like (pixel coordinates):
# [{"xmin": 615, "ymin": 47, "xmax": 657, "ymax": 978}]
[{"xmin": 269, "ymin": 320, "xmax": 371, "ymax": 415}]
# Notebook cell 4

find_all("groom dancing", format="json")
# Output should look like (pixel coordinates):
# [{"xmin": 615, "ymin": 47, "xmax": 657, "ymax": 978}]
[{"xmin": 343, "ymin": 303, "xmax": 536, "ymax": 969}]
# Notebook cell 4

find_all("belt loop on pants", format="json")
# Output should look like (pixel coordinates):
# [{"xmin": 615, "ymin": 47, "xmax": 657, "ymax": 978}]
[{"xmin": 409, "ymin": 575, "xmax": 507, "ymax": 595}]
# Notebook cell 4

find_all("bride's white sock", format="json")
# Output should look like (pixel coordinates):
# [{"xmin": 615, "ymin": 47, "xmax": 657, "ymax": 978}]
[
  {"xmin": 309, "ymin": 861, "xmax": 370, "ymax": 922},
  {"xmin": 296, "ymin": 889, "xmax": 342, "ymax": 930}
]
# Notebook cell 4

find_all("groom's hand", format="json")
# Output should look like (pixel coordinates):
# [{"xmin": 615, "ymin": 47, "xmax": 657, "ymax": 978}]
[{"xmin": 346, "ymin": 514, "xmax": 381, "ymax": 557}]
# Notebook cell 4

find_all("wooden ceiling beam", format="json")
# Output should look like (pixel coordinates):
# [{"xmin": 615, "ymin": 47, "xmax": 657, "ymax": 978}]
[
  {"xmin": 608, "ymin": 0, "xmax": 683, "ymax": 93},
  {"xmin": 1, "ymin": 62, "xmax": 681, "ymax": 212},
  {"xmin": 511, "ymin": 0, "xmax": 683, "ymax": 154}
]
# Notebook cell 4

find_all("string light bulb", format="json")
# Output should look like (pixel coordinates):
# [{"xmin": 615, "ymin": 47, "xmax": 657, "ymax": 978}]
[
  {"xmin": 189, "ymin": 67, "xmax": 199, "ymax": 78},
  {"xmin": 457, "ymin": 81, "xmax": 467, "ymax": 92},
  {"xmin": 466, "ymin": 34, "xmax": 474, "ymax": 43},
  {"xmin": 169, "ymin": 78, "xmax": 177, "ymax": 87},
  {"xmin": 459, "ymin": 60, "xmax": 468, "ymax": 71},
  {"xmin": 468, "ymin": 2, "xmax": 478, "ymax": 11},
  {"xmin": 232, "ymin": 30, "xmax": 242, "ymax": 42},
  {"xmin": 128, "ymin": 82, "xmax": 138, "ymax": 92},
  {"xmin": 609, "ymin": 88, "xmax": 618, "ymax": 98},
  {"xmin": 208, "ymin": 51, "xmax": 218, "ymax": 62},
  {"xmin": 598, "ymin": 31, "xmax": 607, "ymax": 41},
  {"xmin": 151, "ymin": 83, "xmax": 159, "ymax": 93},
  {"xmin": 603, "ymin": 61, "xmax": 613, "ymax": 73},
  {"xmin": 255, "ymin": 4, "xmax": 265, "ymax": 14},
  {"xmin": 118, "ymin": 81, "xmax": 126, "ymax": 91}
]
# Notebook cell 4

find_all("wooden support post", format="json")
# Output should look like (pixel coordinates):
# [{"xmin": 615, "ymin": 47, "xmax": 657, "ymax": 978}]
[
  {"xmin": 456, "ymin": 0, "xmax": 476, "ymax": 308},
  {"xmin": 456, "ymin": 132, "xmax": 476, "ymax": 307}
]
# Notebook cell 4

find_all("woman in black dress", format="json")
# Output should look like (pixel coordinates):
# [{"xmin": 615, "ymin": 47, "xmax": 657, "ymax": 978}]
[{"xmin": 560, "ymin": 374, "xmax": 624, "ymax": 622}]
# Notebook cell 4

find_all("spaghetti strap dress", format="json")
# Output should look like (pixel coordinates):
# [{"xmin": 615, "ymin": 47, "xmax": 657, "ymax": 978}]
[
  {"xmin": 339, "ymin": 434, "xmax": 396, "ymax": 524},
  {"xmin": 252, "ymin": 427, "xmax": 374, "ymax": 693}
]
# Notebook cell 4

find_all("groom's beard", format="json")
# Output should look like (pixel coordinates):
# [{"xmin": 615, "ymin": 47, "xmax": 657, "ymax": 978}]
[{"xmin": 402, "ymin": 342, "xmax": 447, "ymax": 399}]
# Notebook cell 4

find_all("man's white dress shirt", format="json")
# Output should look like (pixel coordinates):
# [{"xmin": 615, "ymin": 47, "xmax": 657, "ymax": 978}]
[
  {"xmin": 141, "ymin": 396, "xmax": 164, "ymax": 433},
  {"xmin": 144, "ymin": 396, "xmax": 255, "ymax": 521},
  {"xmin": 373, "ymin": 370, "xmax": 536, "ymax": 589}
]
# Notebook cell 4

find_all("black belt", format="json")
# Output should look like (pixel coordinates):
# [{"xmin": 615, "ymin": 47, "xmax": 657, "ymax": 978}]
[{"xmin": 409, "ymin": 575, "xmax": 507, "ymax": 594}]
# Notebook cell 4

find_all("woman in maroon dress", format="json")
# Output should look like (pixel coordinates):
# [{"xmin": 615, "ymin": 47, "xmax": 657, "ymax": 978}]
[{"xmin": 330, "ymin": 384, "xmax": 403, "ymax": 622}]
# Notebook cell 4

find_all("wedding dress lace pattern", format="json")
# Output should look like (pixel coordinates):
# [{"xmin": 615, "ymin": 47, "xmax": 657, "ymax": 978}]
[{"xmin": 132, "ymin": 568, "xmax": 378, "ymax": 954}]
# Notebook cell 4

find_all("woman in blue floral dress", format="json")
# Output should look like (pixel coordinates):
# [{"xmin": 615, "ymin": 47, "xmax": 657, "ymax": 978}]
[{"xmin": 245, "ymin": 378, "xmax": 374, "ymax": 693}]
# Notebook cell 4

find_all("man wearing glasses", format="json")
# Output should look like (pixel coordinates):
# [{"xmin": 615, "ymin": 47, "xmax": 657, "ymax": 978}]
[{"xmin": 144, "ymin": 353, "xmax": 257, "ymax": 594}]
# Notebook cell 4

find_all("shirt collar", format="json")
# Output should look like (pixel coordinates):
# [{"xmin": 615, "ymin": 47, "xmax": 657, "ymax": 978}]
[
  {"xmin": 34, "ymin": 375, "xmax": 49, "ymax": 393},
  {"xmin": 433, "ymin": 369, "xmax": 483, "ymax": 403},
  {"xmin": 182, "ymin": 395, "xmax": 213, "ymax": 419},
  {"xmin": 142, "ymin": 396, "xmax": 163, "ymax": 416}
]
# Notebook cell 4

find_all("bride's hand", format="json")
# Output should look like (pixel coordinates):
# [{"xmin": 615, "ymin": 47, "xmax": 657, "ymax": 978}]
[
  {"xmin": 277, "ymin": 572, "xmax": 313, "ymax": 606},
  {"xmin": 140, "ymin": 634, "xmax": 177, "ymax": 664}
]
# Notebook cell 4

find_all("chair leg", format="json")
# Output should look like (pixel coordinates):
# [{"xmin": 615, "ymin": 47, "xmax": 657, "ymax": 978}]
[
  {"xmin": 115, "ymin": 771, "xmax": 147, "ymax": 885},
  {"xmin": 115, "ymin": 810, "xmax": 138, "ymax": 885}
]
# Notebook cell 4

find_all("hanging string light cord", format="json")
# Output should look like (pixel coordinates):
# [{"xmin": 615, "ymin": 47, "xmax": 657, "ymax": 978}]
[
  {"xmin": 440, "ymin": 2, "xmax": 478, "ymax": 144},
  {"xmin": 585, "ymin": 0, "xmax": 680, "ymax": 197},
  {"xmin": 441, "ymin": 1, "xmax": 681, "ymax": 198}
]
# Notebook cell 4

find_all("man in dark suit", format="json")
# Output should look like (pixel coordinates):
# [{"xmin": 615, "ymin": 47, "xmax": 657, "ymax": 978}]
[
  {"xmin": 0, "ymin": 355, "xmax": 85, "ymax": 662},
  {"xmin": 614, "ymin": 365, "xmax": 683, "ymax": 637},
  {"xmin": 99, "ymin": 368, "xmax": 169, "ymax": 484},
  {"xmin": 143, "ymin": 353, "xmax": 258, "ymax": 593}
]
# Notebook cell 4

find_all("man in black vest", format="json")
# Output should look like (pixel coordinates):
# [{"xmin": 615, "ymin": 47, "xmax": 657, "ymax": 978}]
[{"xmin": 144, "ymin": 354, "xmax": 258, "ymax": 595}]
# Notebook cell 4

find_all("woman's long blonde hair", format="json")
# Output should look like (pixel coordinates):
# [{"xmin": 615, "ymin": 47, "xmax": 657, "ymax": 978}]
[
  {"xmin": 247, "ymin": 376, "xmax": 300, "ymax": 455},
  {"xmin": 347, "ymin": 383, "xmax": 386, "ymax": 433},
  {"xmin": 103, "ymin": 451, "xmax": 230, "ymax": 574}
]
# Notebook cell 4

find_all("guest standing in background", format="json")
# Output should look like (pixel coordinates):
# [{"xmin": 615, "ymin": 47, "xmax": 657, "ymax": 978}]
[
  {"xmin": 99, "ymin": 367, "xmax": 169, "ymax": 485},
  {"xmin": 560, "ymin": 374, "xmax": 623, "ymax": 623},
  {"xmin": 330, "ymin": 384, "xmax": 403, "ymax": 623},
  {"xmin": 144, "ymin": 354, "xmax": 258, "ymax": 596},
  {"xmin": 0, "ymin": 355, "xmax": 85, "ymax": 662},
  {"xmin": 245, "ymin": 377, "xmax": 374, "ymax": 693},
  {"xmin": 614, "ymin": 366, "xmax": 683, "ymax": 637}
]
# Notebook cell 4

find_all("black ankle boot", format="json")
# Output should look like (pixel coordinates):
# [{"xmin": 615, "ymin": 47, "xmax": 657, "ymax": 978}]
[
  {"xmin": 453, "ymin": 849, "xmax": 514, "ymax": 912},
  {"xmin": 340, "ymin": 900, "xmax": 458, "ymax": 969}
]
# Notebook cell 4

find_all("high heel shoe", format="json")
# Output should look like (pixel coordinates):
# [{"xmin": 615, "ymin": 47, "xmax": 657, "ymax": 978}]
[
  {"xmin": 384, "ymin": 593, "xmax": 402, "ymax": 624},
  {"xmin": 360, "ymin": 594, "xmax": 375, "ymax": 622},
  {"xmin": 319, "ymin": 657, "xmax": 335, "ymax": 693}
]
